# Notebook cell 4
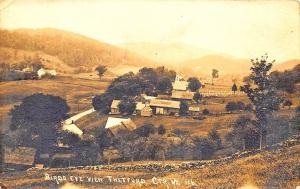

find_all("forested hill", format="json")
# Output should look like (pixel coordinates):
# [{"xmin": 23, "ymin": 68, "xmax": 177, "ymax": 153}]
[{"xmin": 0, "ymin": 28, "xmax": 155, "ymax": 68}]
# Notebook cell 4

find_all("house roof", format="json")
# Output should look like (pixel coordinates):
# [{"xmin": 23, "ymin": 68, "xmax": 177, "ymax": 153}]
[
  {"xmin": 142, "ymin": 106, "xmax": 152, "ymax": 112},
  {"xmin": 111, "ymin": 100, "xmax": 121, "ymax": 109},
  {"xmin": 105, "ymin": 117, "xmax": 137, "ymax": 136},
  {"xmin": 171, "ymin": 90, "xmax": 194, "ymax": 100},
  {"xmin": 141, "ymin": 94, "xmax": 157, "ymax": 101},
  {"xmin": 150, "ymin": 99, "xmax": 180, "ymax": 109},
  {"xmin": 172, "ymin": 81, "xmax": 188, "ymax": 91},
  {"xmin": 136, "ymin": 102, "xmax": 146, "ymax": 111},
  {"xmin": 62, "ymin": 123, "xmax": 83, "ymax": 137}
]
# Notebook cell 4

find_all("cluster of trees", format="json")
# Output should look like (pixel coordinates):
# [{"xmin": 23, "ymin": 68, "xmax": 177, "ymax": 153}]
[
  {"xmin": 93, "ymin": 66, "xmax": 176, "ymax": 113},
  {"xmin": 270, "ymin": 64, "xmax": 300, "ymax": 93},
  {"xmin": 9, "ymin": 94, "xmax": 70, "ymax": 165},
  {"xmin": 225, "ymin": 101, "xmax": 253, "ymax": 112},
  {"xmin": 0, "ymin": 59, "xmax": 43, "ymax": 81},
  {"xmin": 227, "ymin": 104, "xmax": 300, "ymax": 151},
  {"xmin": 100, "ymin": 125, "xmax": 222, "ymax": 162}
]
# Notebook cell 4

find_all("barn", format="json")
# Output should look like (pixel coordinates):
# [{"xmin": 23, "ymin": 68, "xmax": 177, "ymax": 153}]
[
  {"xmin": 149, "ymin": 99, "xmax": 180, "ymax": 115},
  {"xmin": 104, "ymin": 117, "xmax": 137, "ymax": 137}
]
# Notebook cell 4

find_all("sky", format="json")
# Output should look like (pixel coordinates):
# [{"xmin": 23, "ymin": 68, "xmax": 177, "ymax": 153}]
[{"xmin": 0, "ymin": 0, "xmax": 299, "ymax": 62}]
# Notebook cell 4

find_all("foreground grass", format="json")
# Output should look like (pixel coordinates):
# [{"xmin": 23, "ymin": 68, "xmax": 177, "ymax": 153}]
[{"xmin": 1, "ymin": 144, "xmax": 299, "ymax": 189}]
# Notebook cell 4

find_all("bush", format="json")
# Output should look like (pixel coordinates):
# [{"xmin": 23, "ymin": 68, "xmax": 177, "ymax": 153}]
[
  {"xmin": 203, "ymin": 109, "xmax": 210, "ymax": 115},
  {"xmin": 192, "ymin": 136, "xmax": 216, "ymax": 160},
  {"xmin": 226, "ymin": 101, "xmax": 246, "ymax": 112},
  {"xmin": 157, "ymin": 125, "xmax": 166, "ymax": 135},
  {"xmin": 134, "ymin": 124, "xmax": 157, "ymax": 137},
  {"xmin": 226, "ymin": 102, "xmax": 238, "ymax": 112},
  {"xmin": 179, "ymin": 101, "xmax": 189, "ymax": 116},
  {"xmin": 244, "ymin": 104, "xmax": 253, "ymax": 112}
]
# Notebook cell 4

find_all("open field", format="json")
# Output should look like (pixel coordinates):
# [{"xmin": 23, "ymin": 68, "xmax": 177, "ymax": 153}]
[
  {"xmin": 0, "ymin": 142, "xmax": 298, "ymax": 189},
  {"xmin": 0, "ymin": 76, "xmax": 110, "ymax": 131}
]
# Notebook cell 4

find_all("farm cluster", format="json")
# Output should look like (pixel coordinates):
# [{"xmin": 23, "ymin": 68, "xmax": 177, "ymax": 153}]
[{"xmin": 108, "ymin": 75, "xmax": 243, "ymax": 118}]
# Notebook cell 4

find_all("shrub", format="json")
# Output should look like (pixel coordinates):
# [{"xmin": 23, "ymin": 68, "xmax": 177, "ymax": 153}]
[
  {"xmin": 179, "ymin": 101, "xmax": 189, "ymax": 116},
  {"xmin": 203, "ymin": 109, "xmax": 210, "ymax": 115},
  {"xmin": 135, "ymin": 124, "xmax": 157, "ymax": 137}
]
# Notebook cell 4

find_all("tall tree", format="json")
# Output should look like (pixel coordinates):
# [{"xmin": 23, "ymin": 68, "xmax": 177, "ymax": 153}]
[
  {"xmin": 9, "ymin": 93, "xmax": 69, "ymax": 164},
  {"xmin": 211, "ymin": 69, "xmax": 219, "ymax": 85},
  {"xmin": 187, "ymin": 77, "xmax": 201, "ymax": 92},
  {"xmin": 95, "ymin": 65, "xmax": 107, "ymax": 80},
  {"xmin": 241, "ymin": 55, "xmax": 282, "ymax": 149}
]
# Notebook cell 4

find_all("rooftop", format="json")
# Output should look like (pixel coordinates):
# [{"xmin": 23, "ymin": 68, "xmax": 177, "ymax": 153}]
[
  {"xmin": 171, "ymin": 90, "xmax": 194, "ymax": 100},
  {"xmin": 62, "ymin": 123, "xmax": 83, "ymax": 137},
  {"xmin": 150, "ymin": 99, "xmax": 180, "ymax": 109}
]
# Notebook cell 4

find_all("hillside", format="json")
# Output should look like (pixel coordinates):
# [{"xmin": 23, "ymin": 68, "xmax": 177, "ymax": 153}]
[
  {"xmin": 0, "ymin": 137, "xmax": 298, "ymax": 189},
  {"xmin": 272, "ymin": 59, "xmax": 300, "ymax": 72},
  {"xmin": 0, "ymin": 47, "xmax": 77, "ymax": 73},
  {"xmin": 0, "ymin": 28, "xmax": 155, "ymax": 71}
]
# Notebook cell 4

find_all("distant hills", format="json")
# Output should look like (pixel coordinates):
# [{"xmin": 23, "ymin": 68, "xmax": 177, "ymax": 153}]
[
  {"xmin": 121, "ymin": 42, "xmax": 214, "ymax": 63},
  {"xmin": 0, "ymin": 28, "xmax": 299, "ymax": 77},
  {"xmin": 0, "ymin": 28, "xmax": 155, "ymax": 73}
]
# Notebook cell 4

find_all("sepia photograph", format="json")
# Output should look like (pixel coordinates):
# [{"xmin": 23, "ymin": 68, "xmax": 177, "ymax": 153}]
[{"xmin": 0, "ymin": 0, "xmax": 299, "ymax": 188}]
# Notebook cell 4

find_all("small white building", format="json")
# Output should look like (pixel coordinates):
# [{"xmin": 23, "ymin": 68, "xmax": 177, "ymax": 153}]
[
  {"xmin": 135, "ymin": 102, "xmax": 153, "ymax": 117},
  {"xmin": 110, "ymin": 100, "xmax": 121, "ymax": 114},
  {"xmin": 37, "ymin": 68, "xmax": 57, "ymax": 79}
]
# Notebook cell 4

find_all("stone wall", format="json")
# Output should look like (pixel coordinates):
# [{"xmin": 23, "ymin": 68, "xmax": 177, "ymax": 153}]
[{"xmin": 27, "ymin": 135, "xmax": 299, "ymax": 173}]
